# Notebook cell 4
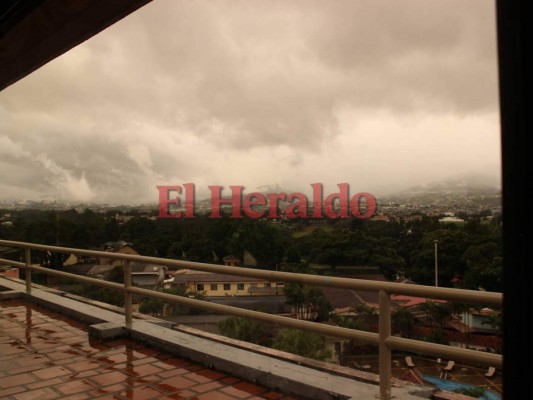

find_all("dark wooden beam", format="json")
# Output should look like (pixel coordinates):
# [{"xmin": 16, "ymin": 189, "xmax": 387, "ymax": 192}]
[{"xmin": 0, "ymin": 0, "xmax": 152, "ymax": 91}]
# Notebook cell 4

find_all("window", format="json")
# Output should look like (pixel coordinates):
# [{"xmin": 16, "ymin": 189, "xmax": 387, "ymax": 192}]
[
  {"xmin": 196, "ymin": 284, "xmax": 204, "ymax": 291},
  {"xmin": 210, "ymin": 284, "xmax": 218, "ymax": 291},
  {"xmin": 223, "ymin": 283, "xmax": 231, "ymax": 291},
  {"xmin": 250, "ymin": 283, "xmax": 257, "ymax": 288},
  {"xmin": 265, "ymin": 283, "xmax": 272, "ymax": 288},
  {"xmin": 237, "ymin": 283, "xmax": 244, "ymax": 290}
]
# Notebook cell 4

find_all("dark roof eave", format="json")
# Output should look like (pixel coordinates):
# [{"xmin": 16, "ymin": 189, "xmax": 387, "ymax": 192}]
[{"xmin": 0, "ymin": 0, "xmax": 153, "ymax": 91}]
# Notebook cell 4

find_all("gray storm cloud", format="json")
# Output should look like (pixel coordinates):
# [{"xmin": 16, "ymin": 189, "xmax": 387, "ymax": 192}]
[
  {"xmin": 0, "ymin": 135, "xmax": 94, "ymax": 201},
  {"xmin": 0, "ymin": 0, "xmax": 500, "ymax": 203}
]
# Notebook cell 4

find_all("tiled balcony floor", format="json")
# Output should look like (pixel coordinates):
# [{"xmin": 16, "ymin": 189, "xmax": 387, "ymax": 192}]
[{"xmin": 0, "ymin": 300, "xmax": 297, "ymax": 400}]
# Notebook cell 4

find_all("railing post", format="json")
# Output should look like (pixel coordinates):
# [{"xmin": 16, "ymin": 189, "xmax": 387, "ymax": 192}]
[
  {"xmin": 24, "ymin": 248, "xmax": 31, "ymax": 294},
  {"xmin": 378, "ymin": 290, "xmax": 392, "ymax": 399},
  {"xmin": 124, "ymin": 261, "xmax": 132, "ymax": 328}
]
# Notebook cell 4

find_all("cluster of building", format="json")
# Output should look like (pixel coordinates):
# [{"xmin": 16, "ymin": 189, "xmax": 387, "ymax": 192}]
[{"xmin": 0, "ymin": 240, "xmax": 501, "ymax": 365}]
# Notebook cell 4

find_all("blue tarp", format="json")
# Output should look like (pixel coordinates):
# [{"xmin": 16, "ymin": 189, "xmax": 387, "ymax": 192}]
[{"xmin": 422, "ymin": 375, "xmax": 501, "ymax": 400}]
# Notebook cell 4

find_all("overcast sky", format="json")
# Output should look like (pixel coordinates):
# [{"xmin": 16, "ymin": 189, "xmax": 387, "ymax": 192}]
[{"xmin": 0, "ymin": 0, "xmax": 501, "ymax": 204}]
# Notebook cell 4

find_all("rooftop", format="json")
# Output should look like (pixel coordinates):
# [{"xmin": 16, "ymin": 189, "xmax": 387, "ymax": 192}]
[
  {"xmin": 322, "ymin": 274, "xmax": 388, "ymax": 309},
  {"xmin": 172, "ymin": 270, "xmax": 267, "ymax": 284},
  {"xmin": 0, "ymin": 276, "xmax": 429, "ymax": 400}
]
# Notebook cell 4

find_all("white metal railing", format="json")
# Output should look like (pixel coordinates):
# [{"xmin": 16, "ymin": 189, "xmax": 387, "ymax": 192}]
[{"xmin": 0, "ymin": 239, "xmax": 502, "ymax": 400}]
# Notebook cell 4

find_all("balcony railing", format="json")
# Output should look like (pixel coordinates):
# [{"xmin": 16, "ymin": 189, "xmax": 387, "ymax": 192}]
[{"xmin": 0, "ymin": 239, "xmax": 502, "ymax": 400}]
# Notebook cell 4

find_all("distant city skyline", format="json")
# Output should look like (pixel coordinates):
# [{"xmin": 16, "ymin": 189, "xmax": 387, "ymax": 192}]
[{"xmin": 0, "ymin": 1, "xmax": 500, "ymax": 204}]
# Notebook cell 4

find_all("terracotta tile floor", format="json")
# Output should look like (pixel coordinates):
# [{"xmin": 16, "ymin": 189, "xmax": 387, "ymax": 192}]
[{"xmin": 0, "ymin": 300, "xmax": 299, "ymax": 400}]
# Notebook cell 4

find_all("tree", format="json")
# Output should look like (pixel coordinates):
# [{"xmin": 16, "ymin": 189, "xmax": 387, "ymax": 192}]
[
  {"xmin": 139, "ymin": 297, "xmax": 165, "ymax": 316},
  {"xmin": 448, "ymin": 302, "xmax": 471, "ymax": 348},
  {"xmin": 351, "ymin": 303, "xmax": 377, "ymax": 331},
  {"xmin": 461, "ymin": 242, "xmax": 502, "ymax": 291},
  {"xmin": 69, "ymin": 285, "xmax": 124, "ymax": 307},
  {"xmin": 392, "ymin": 307, "xmax": 416, "ymax": 338},
  {"xmin": 138, "ymin": 286, "xmax": 206, "ymax": 317},
  {"xmin": 284, "ymin": 284, "xmax": 332, "ymax": 321},
  {"xmin": 419, "ymin": 301, "xmax": 452, "ymax": 329},
  {"xmin": 482, "ymin": 312, "xmax": 502, "ymax": 353},
  {"xmin": 218, "ymin": 317, "xmax": 267, "ymax": 345},
  {"xmin": 332, "ymin": 315, "xmax": 377, "ymax": 358},
  {"xmin": 226, "ymin": 220, "xmax": 284, "ymax": 268},
  {"xmin": 273, "ymin": 329, "xmax": 331, "ymax": 361},
  {"xmin": 418, "ymin": 301, "xmax": 452, "ymax": 345},
  {"xmin": 410, "ymin": 230, "xmax": 470, "ymax": 286},
  {"xmin": 482, "ymin": 312, "xmax": 502, "ymax": 334},
  {"xmin": 107, "ymin": 266, "xmax": 124, "ymax": 283},
  {"xmin": 163, "ymin": 286, "xmax": 206, "ymax": 315},
  {"xmin": 285, "ymin": 246, "xmax": 300, "ymax": 263},
  {"xmin": 281, "ymin": 263, "xmax": 332, "ymax": 321}
]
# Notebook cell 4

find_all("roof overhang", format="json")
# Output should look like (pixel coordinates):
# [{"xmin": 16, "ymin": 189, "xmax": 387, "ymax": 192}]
[{"xmin": 0, "ymin": 0, "xmax": 152, "ymax": 91}]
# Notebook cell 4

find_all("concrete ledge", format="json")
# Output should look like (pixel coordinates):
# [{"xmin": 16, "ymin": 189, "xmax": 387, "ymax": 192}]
[
  {"xmin": 89, "ymin": 322, "xmax": 127, "ymax": 340},
  {"xmin": 0, "ymin": 276, "xmax": 66, "ymax": 295},
  {"xmin": 0, "ymin": 289, "xmax": 22, "ymax": 300},
  {"xmin": 62, "ymin": 292, "xmax": 173, "ymax": 326},
  {"xmin": 432, "ymin": 390, "xmax": 478, "ymax": 400},
  {"xmin": 175, "ymin": 324, "xmax": 397, "ymax": 387},
  {"xmin": 0, "ymin": 277, "xmax": 120, "ymax": 325},
  {"xmin": 151, "ymin": 320, "xmax": 174, "ymax": 328}
]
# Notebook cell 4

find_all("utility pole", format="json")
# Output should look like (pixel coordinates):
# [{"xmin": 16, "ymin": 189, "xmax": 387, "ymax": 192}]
[{"xmin": 434, "ymin": 240, "xmax": 439, "ymax": 287}]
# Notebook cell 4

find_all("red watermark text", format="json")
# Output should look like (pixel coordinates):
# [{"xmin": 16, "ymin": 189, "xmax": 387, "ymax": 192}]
[{"xmin": 157, "ymin": 183, "xmax": 377, "ymax": 219}]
